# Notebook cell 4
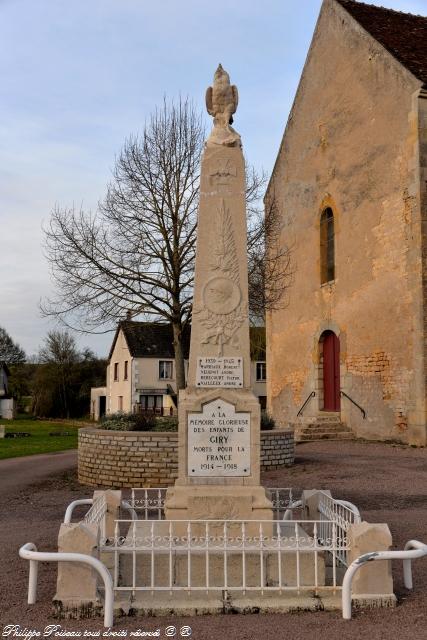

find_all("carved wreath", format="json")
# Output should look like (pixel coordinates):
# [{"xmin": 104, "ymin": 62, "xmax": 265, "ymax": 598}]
[{"xmin": 195, "ymin": 199, "xmax": 245, "ymax": 356}]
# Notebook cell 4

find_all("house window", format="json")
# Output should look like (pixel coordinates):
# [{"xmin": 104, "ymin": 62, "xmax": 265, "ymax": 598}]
[
  {"xmin": 256, "ymin": 362, "xmax": 267, "ymax": 382},
  {"xmin": 114, "ymin": 362, "xmax": 119, "ymax": 381},
  {"xmin": 159, "ymin": 360, "xmax": 173, "ymax": 380},
  {"xmin": 124, "ymin": 361, "xmax": 128, "ymax": 380},
  {"xmin": 320, "ymin": 207, "xmax": 335, "ymax": 284},
  {"xmin": 118, "ymin": 396, "xmax": 123, "ymax": 411},
  {"xmin": 140, "ymin": 395, "xmax": 163, "ymax": 413}
]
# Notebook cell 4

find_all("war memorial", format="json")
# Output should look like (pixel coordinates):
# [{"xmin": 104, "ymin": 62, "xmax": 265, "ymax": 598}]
[{"xmin": 15, "ymin": 66, "xmax": 414, "ymax": 627}]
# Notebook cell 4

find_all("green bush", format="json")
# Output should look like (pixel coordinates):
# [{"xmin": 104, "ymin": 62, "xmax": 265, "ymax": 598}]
[
  {"xmin": 100, "ymin": 412, "xmax": 135, "ymax": 431},
  {"xmin": 100, "ymin": 412, "xmax": 172, "ymax": 432},
  {"xmin": 131, "ymin": 414, "xmax": 157, "ymax": 431},
  {"xmin": 260, "ymin": 411, "xmax": 275, "ymax": 431},
  {"xmin": 153, "ymin": 416, "xmax": 178, "ymax": 432}
]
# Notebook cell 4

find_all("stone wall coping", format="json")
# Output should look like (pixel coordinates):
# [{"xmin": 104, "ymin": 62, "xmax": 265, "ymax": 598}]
[
  {"xmin": 80, "ymin": 427, "xmax": 178, "ymax": 437},
  {"xmin": 80, "ymin": 427, "xmax": 294, "ymax": 438},
  {"xmin": 261, "ymin": 429, "xmax": 294, "ymax": 436}
]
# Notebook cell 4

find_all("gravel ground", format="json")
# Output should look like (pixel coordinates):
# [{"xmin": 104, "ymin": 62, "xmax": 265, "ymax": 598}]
[{"xmin": 0, "ymin": 441, "xmax": 426, "ymax": 640}]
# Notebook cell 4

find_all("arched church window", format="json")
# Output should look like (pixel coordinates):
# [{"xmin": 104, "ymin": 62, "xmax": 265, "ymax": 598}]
[{"xmin": 320, "ymin": 207, "xmax": 335, "ymax": 284}]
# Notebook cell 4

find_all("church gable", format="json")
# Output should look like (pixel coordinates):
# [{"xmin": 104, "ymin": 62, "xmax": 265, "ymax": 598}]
[
  {"xmin": 269, "ymin": 0, "xmax": 422, "ymax": 195},
  {"xmin": 337, "ymin": 0, "xmax": 427, "ymax": 87}
]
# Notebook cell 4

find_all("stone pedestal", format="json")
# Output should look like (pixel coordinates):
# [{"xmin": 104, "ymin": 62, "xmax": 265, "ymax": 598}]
[
  {"xmin": 165, "ymin": 65, "xmax": 272, "ymax": 524},
  {"xmin": 53, "ymin": 522, "xmax": 102, "ymax": 618},
  {"xmin": 347, "ymin": 522, "xmax": 395, "ymax": 602},
  {"xmin": 165, "ymin": 388, "xmax": 272, "ymax": 528}
]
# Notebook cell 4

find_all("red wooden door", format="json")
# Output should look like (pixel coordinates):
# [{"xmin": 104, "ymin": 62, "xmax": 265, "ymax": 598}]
[{"xmin": 323, "ymin": 331, "xmax": 340, "ymax": 411}]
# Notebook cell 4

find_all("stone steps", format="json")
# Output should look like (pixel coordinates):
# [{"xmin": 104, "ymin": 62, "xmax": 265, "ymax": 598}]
[
  {"xmin": 294, "ymin": 418, "xmax": 354, "ymax": 442},
  {"xmin": 297, "ymin": 431, "xmax": 354, "ymax": 442},
  {"xmin": 297, "ymin": 423, "xmax": 349, "ymax": 433}
]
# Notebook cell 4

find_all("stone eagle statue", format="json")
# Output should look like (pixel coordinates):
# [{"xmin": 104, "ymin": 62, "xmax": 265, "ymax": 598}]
[{"xmin": 206, "ymin": 64, "xmax": 239, "ymax": 127}]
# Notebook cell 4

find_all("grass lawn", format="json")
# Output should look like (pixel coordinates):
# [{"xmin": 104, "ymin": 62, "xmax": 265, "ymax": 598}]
[{"xmin": 0, "ymin": 418, "xmax": 79, "ymax": 459}]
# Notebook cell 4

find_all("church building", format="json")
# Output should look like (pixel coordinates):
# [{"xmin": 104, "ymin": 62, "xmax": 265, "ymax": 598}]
[{"xmin": 266, "ymin": 0, "xmax": 427, "ymax": 445}]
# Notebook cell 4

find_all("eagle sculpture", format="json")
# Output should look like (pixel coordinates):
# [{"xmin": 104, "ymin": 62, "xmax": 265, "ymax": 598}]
[{"xmin": 206, "ymin": 64, "xmax": 239, "ymax": 126}]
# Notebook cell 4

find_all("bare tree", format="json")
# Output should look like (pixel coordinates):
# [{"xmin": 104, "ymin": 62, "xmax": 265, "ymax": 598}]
[
  {"xmin": 248, "ymin": 192, "xmax": 293, "ymax": 324},
  {"xmin": 43, "ymin": 99, "xmax": 203, "ymax": 391},
  {"xmin": 42, "ymin": 99, "xmax": 292, "ymax": 391},
  {"xmin": 32, "ymin": 330, "xmax": 106, "ymax": 418},
  {"xmin": 36, "ymin": 330, "xmax": 79, "ymax": 418}
]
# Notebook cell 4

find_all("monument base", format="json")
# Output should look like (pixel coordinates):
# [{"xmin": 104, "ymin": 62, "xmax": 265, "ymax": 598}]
[
  {"xmin": 165, "ymin": 484, "xmax": 273, "ymax": 522},
  {"xmin": 165, "ymin": 385, "xmax": 273, "ymax": 532}
]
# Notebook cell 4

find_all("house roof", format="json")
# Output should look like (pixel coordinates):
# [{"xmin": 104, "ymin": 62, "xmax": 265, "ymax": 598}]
[
  {"xmin": 336, "ymin": 0, "xmax": 427, "ymax": 86},
  {"xmin": 109, "ymin": 321, "xmax": 266, "ymax": 362},
  {"xmin": 109, "ymin": 322, "xmax": 191, "ymax": 360}
]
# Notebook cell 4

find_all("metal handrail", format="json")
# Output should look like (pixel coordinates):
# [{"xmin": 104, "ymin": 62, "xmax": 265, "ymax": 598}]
[
  {"xmin": 283, "ymin": 500, "xmax": 303, "ymax": 521},
  {"xmin": 19, "ymin": 542, "xmax": 114, "ymax": 627},
  {"xmin": 335, "ymin": 500, "xmax": 361, "ymax": 522},
  {"xmin": 64, "ymin": 499, "xmax": 93, "ymax": 524},
  {"xmin": 64, "ymin": 498, "xmax": 138, "ymax": 523},
  {"xmin": 340, "ymin": 391, "xmax": 366, "ymax": 419},
  {"xmin": 297, "ymin": 391, "xmax": 316, "ymax": 417},
  {"xmin": 342, "ymin": 539, "xmax": 427, "ymax": 619}
]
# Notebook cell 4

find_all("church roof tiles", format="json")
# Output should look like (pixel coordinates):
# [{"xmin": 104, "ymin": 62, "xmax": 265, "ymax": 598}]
[{"xmin": 337, "ymin": 0, "xmax": 427, "ymax": 86}]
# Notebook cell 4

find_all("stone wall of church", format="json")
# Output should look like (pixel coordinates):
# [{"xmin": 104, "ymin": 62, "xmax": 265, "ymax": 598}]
[
  {"xmin": 419, "ymin": 89, "xmax": 427, "ymax": 445},
  {"xmin": 266, "ymin": 0, "xmax": 426, "ymax": 445}
]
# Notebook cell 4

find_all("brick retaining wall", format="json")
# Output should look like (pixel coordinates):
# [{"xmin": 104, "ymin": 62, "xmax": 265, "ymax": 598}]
[
  {"xmin": 260, "ymin": 429, "xmax": 294, "ymax": 470},
  {"xmin": 78, "ymin": 428, "xmax": 294, "ymax": 488}
]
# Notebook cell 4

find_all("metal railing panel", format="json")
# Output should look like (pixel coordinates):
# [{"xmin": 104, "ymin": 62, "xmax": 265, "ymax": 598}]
[
  {"xmin": 84, "ymin": 494, "xmax": 107, "ymax": 539},
  {"xmin": 317, "ymin": 491, "xmax": 361, "ymax": 567},
  {"xmin": 101, "ymin": 518, "xmax": 348, "ymax": 594}
]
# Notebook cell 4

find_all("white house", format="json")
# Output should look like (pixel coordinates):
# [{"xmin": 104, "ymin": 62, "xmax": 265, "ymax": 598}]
[
  {"xmin": 0, "ymin": 362, "xmax": 15, "ymax": 420},
  {"xmin": 90, "ymin": 322, "xmax": 267, "ymax": 420}
]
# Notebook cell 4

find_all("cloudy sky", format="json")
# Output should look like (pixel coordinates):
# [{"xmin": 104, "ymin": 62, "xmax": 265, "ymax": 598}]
[{"xmin": 1, "ymin": 0, "xmax": 425, "ymax": 358}]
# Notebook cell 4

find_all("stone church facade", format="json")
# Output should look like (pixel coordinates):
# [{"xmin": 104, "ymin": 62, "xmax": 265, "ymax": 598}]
[{"xmin": 266, "ymin": 0, "xmax": 427, "ymax": 445}]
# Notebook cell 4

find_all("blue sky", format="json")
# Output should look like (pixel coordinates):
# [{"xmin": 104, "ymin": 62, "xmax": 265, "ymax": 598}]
[{"xmin": 0, "ymin": 0, "xmax": 425, "ymax": 357}]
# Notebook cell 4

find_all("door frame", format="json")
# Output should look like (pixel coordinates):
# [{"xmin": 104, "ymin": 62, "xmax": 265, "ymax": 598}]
[{"xmin": 319, "ymin": 330, "xmax": 341, "ymax": 412}]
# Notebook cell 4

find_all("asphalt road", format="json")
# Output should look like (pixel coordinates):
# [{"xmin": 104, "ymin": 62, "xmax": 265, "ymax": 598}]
[
  {"xmin": 0, "ymin": 449, "xmax": 77, "ymax": 498},
  {"xmin": 0, "ymin": 441, "xmax": 426, "ymax": 639}
]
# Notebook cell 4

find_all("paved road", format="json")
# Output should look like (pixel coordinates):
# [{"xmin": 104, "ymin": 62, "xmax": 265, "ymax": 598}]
[
  {"xmin": 0, "ymin": 449, "xmax": 77, "ymax": 499},
  {"xmin": 1, "ymin": 441, "xmax": 426, "ymax": 638}
]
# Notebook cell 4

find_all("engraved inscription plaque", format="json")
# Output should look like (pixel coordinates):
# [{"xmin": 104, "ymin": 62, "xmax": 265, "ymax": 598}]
[
  {"xmin": 196, "ymin": 357, "xmax": 243, "ymax": 388},
  {"xmin": 188, "ymin": 398, "xmax": 250, "ymax": 476}
]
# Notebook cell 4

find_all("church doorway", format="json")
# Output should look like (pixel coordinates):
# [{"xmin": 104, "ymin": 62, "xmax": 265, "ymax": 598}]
[{"xmin": 319, "ymin": 331, "xmax": 340, "ymax": 412}]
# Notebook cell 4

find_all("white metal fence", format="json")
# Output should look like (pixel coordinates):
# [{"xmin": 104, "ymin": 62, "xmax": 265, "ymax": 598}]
[
  {"xmin": 317, "ymin": 491, "xmax": 361, "ymax": 566},
  {"xmin": 27, "ymin": 489, "xmax": 427, "ymax": 623},
  {"xmin": 60, "ymin": 488, "xmax": 360, "ymax": 600},
  {"xmin": 125, "ymin": 487, "xmax": 300, "ymax": 521},
  {"xmin": 100, "ymin": 517, "xmax": 348, "ymax": 595},
  {"xmin": 125, "ymin": 488, "xmax": 168, "ymax": 520},
  {"xmin": 84, "ymin": 493, "xmax": 107, "ymax": 538}
]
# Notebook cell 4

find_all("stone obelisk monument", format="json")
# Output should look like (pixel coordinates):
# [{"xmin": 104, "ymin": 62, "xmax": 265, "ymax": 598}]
[{"xmin": 165, "ymin": 65, "xmax": 272, "ymax": 522}]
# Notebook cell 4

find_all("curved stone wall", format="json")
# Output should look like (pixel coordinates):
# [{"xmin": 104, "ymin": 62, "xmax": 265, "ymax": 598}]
[{"xmin": 78, "ymin": 428, "xmax": 294, "ymax": 488}]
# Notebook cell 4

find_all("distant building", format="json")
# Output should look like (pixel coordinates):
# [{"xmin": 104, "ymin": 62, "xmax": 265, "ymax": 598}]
[
  {"xmin": 0, "ymin": 362, "xmax": 15, "ymax": 420},
  {"xmin": 91, "ymin": 322, "xmax": 266, "ymax": 420},
  {"xmin": 266, "ymin": 0, "xmax": 427, "ymax": 445}
]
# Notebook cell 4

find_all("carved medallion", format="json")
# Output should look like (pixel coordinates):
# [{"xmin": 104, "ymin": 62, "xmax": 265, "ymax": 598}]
[{"xmin": 203, "ymin": 276, "xmax": 241, "ymax": 315}]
